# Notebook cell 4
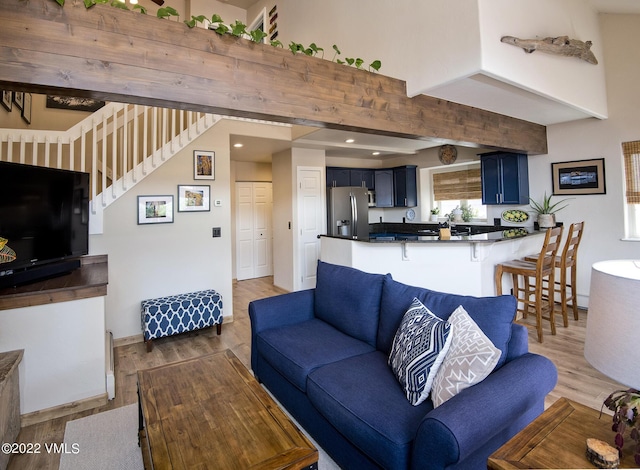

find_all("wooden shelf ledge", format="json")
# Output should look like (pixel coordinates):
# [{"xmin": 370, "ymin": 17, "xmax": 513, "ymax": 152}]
[{"xmin": 0, "ymin": 255, "xmax": 108, "ymax": 310}]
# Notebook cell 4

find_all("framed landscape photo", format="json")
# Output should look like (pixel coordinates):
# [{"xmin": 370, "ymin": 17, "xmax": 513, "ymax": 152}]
[
  {"xmin": 137, "ymin": 195, "xmax": 174, "ymax": 225},
  {"xmin": 178, "ymin": 185, "xmax": 210, "ymax": 212},
  {"xmin": 552, "ymin": 158, "xmax": 606, "ymax": 195},
  {"xmin": 46, "ymin": 95, "xmax": 105, "ymax": 112},
  {"xmin": 194, "ymin": 150, "xmax": 215, "ymax": 180}
]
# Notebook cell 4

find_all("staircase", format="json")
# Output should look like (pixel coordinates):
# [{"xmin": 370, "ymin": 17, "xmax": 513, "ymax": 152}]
[{"xmin": 0, "ymin": 103, "xmax": 222, "ymax": 234}]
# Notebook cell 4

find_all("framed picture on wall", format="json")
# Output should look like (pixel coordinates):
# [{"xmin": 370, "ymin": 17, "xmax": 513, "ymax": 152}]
[
  {"xmin": 178, "ymin": 185, "xmax": 210, "ymax": 212},
  {"xmin": 21, "ymin": 93, "xmax": 32, "ymax": 125},
  {"xmin": 194, "ymin": 150, "xmax": 215, "ymax": 180},
  {"xmin": 13, "ymin": 91, "xmax": 24, "ymax": 111},
  {"xmin": 1, "ymin": 90, "xmax": 12, "ymax": 111},
  {"xmin": 137, "ymin": 195, "xmax": 174, "ymax": 224},
  {"xmin": 551, "ymin": 158, "xmax": 606, "ymax": 195}
]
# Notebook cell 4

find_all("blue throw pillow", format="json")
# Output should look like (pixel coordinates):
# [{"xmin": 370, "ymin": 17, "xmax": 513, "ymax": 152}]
[
  {"xmin": 388, "ymin": 298, "xmax": 452, "ymax": 406},
  {"xmin": 314, "ymin": 261, "xmax": 387, "ymax": 347}
]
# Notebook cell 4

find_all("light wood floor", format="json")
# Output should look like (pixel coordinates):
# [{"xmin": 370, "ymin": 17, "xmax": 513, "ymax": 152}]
[{"xmin": 7, "ymin": 277, "xmax": 624, "ymax": 469}]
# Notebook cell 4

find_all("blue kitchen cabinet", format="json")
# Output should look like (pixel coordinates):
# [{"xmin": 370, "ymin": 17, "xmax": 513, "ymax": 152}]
[{"xmin": 481, "ymin": 152, "xmax": 529, "ymax": 205}]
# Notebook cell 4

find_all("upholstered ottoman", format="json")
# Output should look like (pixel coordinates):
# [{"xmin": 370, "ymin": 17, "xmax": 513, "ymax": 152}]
[{"xmin": 141, "ymin": 289, "xmax": 223, "ymax": 352}]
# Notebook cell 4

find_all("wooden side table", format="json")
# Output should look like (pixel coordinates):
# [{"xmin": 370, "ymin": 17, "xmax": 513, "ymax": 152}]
[
  {"xmin": 488, "ymin": 397, "xmax": 637, "ymax": 469},
  {"xmin": 0, "ymin": 349, "xmax": 23, "ymax": 470}
]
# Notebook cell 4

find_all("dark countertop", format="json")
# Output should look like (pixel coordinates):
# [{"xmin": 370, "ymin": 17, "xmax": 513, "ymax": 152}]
[{"xmin": 322, "ymin": 223, "xmax": 542, "ymax": 244}]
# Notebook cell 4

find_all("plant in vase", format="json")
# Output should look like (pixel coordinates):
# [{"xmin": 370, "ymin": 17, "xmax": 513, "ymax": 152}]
[
  {"xmin": 529, "ymin": 192, "xmax": 572, "ymax": 228},
  {"xmin": 430, "ymin": 207, "xmax": 440, "ymax": 222},
  {"xmin": 602, "ymin": 388, "xmax": 640, "ymax": 465}
]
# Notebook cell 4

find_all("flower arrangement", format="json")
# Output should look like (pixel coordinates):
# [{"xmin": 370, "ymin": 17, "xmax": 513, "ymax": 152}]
[{"xmin": 602, "ymin": 388, "xmax": 640, "ymax": 465}]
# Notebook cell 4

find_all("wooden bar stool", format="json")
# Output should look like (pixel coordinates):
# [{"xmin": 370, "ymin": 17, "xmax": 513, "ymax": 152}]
[
  {"xmin": 525, "ymin": 222, "xmax": 585, "ymax": 326},
  {"xmin": 495, "ymin": 226, "xmax": 564, "ymax": 342}
]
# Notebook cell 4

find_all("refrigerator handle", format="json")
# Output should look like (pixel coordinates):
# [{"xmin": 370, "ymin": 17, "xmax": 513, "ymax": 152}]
[{"xmin": 350, "ymin": 193, "xmax": 358, "ymax": 239}]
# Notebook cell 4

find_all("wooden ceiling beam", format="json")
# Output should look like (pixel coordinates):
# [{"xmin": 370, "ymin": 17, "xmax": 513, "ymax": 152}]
[{"xmin": 0, "ymin": 0, "xmax": 547, "ymax": 154}]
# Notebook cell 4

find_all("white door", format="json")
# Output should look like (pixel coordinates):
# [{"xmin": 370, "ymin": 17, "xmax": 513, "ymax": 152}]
[
  {"xmin": 236, "ymin": 182, "xmax": 273, "ymax": 281},
  {"xmin": 297, "ymin": 168, "xmax": 324, "ymax": 290}
]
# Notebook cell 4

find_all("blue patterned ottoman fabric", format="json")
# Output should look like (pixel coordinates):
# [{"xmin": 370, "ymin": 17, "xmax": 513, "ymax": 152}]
[{"xmin": 141, "ymin": 290, "xmax": 223, "ymax": 342}]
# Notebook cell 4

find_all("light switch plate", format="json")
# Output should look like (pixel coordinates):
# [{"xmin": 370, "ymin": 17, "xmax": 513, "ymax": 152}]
[{"xmin": 214, "ymin": 199, "xmax": 222, "ymax": 207}]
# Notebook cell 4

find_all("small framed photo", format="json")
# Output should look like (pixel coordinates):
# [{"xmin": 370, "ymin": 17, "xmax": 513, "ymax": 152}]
[
  {"xmin": 1, "ymin": 90, "xmax": 12, "ymax": 111},
  {"xmin": 137, "ymin": 195, "xmax": 174, "ymax": 225},
  {"xmin": 551, "ymin": 158, "xmax": 606, "ymax": 195},
  {"xmin": 178, "ymin": 185, "xmax": 210, "ymax": 212},
  {"xmin": 194, "ymin": 150, "xmax": 215, "ymax": 180},
  {"xmin": 21, "ymin": 93, "xmax": 32, "ymax": 124},
  {"xmin": 13, "ymin": 91, "xmax": 24, "ymax": 111}
]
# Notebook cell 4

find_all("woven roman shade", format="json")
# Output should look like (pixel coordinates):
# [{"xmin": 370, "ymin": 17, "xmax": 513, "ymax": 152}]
[
  {"xmin": 622, "ymin": 141, "xmax": 640, "ymax": 204},
  {"xmin": 433, "ymin": 169, "xmax": 482, "ymax": 201}
]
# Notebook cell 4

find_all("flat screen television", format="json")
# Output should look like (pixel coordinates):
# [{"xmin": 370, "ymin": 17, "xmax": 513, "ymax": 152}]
[{"xmin": 0, "ymin": 161, "xmax": 90, "ymax": 288}]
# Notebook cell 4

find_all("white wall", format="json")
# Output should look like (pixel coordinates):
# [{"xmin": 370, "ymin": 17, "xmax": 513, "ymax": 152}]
[
  {"xmin": 0, "ymin": 297, "xmax": 106, "ymax": 413},
  {"xmin": 272, "ymin": 148, "xmax": 294, "ymax": 290},
  {"xmin": 526, "ymin": 13, "xmax": 640, "ymax": 306},
  {"xmin": 90, "ymin": 124, "xmax": 234, "ymax": 339},
  {"xmin": 478, "ymin": 0, "xmax": 607, "ymax": 119}
]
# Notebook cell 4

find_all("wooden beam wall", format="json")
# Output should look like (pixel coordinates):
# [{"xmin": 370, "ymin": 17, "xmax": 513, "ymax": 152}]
[{"xmin": 0, "ymin": 0, "xmax": 547, "ymax": 154}]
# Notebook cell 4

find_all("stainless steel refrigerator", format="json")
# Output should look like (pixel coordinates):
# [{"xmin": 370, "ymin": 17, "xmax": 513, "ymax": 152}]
[{"xmin": 327, "ymin": 186, "xmax": 369, "ymax": 240}]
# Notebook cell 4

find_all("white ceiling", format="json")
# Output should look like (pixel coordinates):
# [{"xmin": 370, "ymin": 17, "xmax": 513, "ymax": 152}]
[{"xmin": 228, "ymin": 0, "xmax": 640, "ymax": 163}]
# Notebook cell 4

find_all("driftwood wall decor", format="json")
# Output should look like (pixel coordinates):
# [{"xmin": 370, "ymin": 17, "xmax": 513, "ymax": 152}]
[{"xmin": 501, "ymin": 35, "xmax": 598, "ymax": 65}]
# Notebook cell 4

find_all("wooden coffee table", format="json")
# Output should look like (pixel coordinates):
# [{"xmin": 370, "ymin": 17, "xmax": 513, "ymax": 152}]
[
  {"xmin": 488, "ymin": 397, "xmax": 637, "ymax": 469},
  {"xmin": 137, "ymin": 349, "xmax": 318, "ymax": 469}
]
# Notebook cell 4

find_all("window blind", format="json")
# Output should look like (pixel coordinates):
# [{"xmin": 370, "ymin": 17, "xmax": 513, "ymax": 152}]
[
  {"xmin": 433, "ymin": 169, "xmax": 482, "ymax": 201},
  {"xmin": 622, "ymin": 141, "xmax": 640, "ymax": 204}
]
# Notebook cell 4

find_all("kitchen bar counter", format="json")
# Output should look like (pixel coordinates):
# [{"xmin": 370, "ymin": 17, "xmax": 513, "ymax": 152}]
[{"xmin": 320, "ymin": 228, "xmax": 546, "ymax": 297}]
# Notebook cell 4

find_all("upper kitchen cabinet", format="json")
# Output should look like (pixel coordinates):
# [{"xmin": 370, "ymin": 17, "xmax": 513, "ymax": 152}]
[
  {"xmin": 326, "ymin": 168, "xmax": 374, "ymax": 189},
  {"xmin": 481, "ymin": 152, "xmax": 529, "ymax": 205},
  {"xmin": 374, "ymin": 170, "xmax": 394, "ymax": 207},
  {"xmin": 393, "ymin": 165, "xmax": 417, "ymax": 207},
  {"xmin": 326, "ymin": 167, "xmax": 351, "ymax": 187},
  {"xmin": 350, "ymin": 169, "xmax": 375, "ymax": 190},
  {"xmin": 374, "ymin": 166, "xmax": 417, "ymax": 208}
]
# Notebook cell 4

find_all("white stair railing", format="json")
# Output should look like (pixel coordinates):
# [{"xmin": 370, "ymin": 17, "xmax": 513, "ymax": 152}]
[{"xmin": 0, "ymin": 103, "xmax": 221, "ymax": 234}]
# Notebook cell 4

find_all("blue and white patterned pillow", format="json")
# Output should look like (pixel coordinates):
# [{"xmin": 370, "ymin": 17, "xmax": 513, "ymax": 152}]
[{"xmin": 388, "ymin": 298, "xmax": 452, "ymax": 406}]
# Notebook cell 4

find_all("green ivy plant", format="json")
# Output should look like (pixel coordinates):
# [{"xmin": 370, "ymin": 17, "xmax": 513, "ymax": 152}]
[{"xmin": 49, "ymin": 1, "xmax": 382, "ymax": 70}]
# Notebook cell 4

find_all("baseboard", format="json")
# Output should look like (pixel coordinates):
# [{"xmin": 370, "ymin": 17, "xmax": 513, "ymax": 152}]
[
  {"xmin": 21, "ymin": 393, "xmax": 108, "ymax": 427},
  {"xmin": 113, "ymin": 334, "xmax": 143, "ymax": 348}
]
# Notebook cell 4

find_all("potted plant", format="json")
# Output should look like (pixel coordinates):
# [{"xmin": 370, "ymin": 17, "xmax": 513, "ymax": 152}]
[
  {"xmin": 529, "ymin": 192, "xmax": 572, "ymax": 228},
  {"xmin": 460, "ymin": 204, "xmax": 476, "ymax": 222},
  {"xmin": 430, "ymin": 207, "xmax": 440, "ymax": 222},
  {"xmin": 602, "ymin": 388, "xmax": 640, "ymax": 465}
]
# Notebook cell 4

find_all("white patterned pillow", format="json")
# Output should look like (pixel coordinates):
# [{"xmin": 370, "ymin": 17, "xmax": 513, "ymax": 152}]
[
  {"xmin": 388, "ymin": 298, "xmax": 452, "ymax": 406},
  {"xmin": 431, "ymin": 305, "xmax": 501, "ymax": 407}
]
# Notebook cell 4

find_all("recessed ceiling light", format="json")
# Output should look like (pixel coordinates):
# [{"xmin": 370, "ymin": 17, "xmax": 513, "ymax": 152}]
[
  {"xmin": 345, "ymin": 139, "xmax": 355, "ymax": 144},
  {"xmin": 372, "ymin": 151, "xmax": 380, "ymax": 156},
  {"xmin": 233, "ymin": 143, "xmax": 243, "ymax": 148}
]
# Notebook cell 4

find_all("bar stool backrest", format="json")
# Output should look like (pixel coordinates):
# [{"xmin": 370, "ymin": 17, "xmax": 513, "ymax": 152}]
[
  {"xmin": 536, "ymin": 226, "xmax": 564, "ymax": 275},
  {"xmin": 560, "ymin": 222, "xmax": 585, "ymax": 268}
]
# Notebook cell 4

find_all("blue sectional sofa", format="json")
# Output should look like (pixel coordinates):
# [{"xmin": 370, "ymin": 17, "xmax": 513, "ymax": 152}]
[{"xmin": 249, "ymin": 261, "xmax": 557, "ymax": 470}]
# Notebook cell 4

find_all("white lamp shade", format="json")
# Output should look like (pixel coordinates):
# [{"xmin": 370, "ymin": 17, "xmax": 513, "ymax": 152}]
[{"xmin": 584, "ymin": 260, "xmax": 640, "ymax": 390}]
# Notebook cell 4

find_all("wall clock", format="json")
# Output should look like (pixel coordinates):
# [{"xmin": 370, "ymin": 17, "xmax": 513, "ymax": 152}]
[{"xmin": 438, "ymin": 145, "xmax": 458, "ymax": 165}]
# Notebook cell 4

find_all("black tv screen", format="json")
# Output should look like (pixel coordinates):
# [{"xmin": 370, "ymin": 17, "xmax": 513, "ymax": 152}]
[{"xmin": 0, "ymin": 161, "xmax": 89, "ymax": 284}]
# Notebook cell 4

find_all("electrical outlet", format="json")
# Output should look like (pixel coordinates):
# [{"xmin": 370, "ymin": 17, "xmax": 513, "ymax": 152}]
[{"xmin": 212, "ymin": 227, "xmax": 221, "ymax": 238}]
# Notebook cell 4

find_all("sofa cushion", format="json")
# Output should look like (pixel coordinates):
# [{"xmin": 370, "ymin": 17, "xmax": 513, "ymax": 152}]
[
  {"xmin": 307, "ymin": 351, "xmax": 433, "ymax": 470},
  {"xmin": 314, "ymin": 261, "xmax": 387, "ymax": 347},
  {"xmin": 431, "ymin": 305, "xmax": 501, "ymax": 407},
  {"xmin": 378, "ymin": 277, "xmax": 515, "ymax": 368},
  {"xmin": 256, "ymin": 318, "xmax": 375, "ymax": 392},
  {"xmin": 388, "ymin": 298, "xmax": 452, "ymax": 406}
]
